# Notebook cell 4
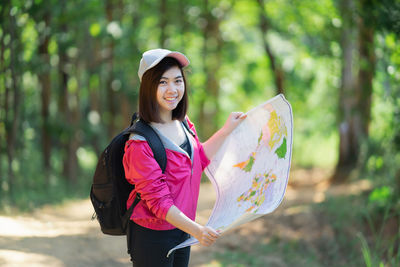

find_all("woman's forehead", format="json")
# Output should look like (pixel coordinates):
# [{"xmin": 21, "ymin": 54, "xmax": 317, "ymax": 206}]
[{"xmin": 161, "ymin": 66, "xmax": 182, "ymax": 79}]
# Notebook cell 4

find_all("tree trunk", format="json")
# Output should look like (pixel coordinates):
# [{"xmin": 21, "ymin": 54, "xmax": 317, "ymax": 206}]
[
  {"xmin": 331, "ymin": 0, "xmax": 359, "ymax": 183},
  {"xmin": 58, "ymin": 47, "xmax": 72, "ymax": 181},
  {"xmin": 130, "ymin": 0, "xmax": 141, "ymax": 105},
  {"xmin": 38, "ymin": 11, "xmax": 52, "ymax": 183},
  {"xmin": 67, "ymin": 70, "xmax": 81, "ymax": 184},
  {"xmin": 159, "ymin": 0, "xmax": 167, "ymax": 47},
  {"xmin": 394, "ymin": 95, "xmax": 400, "ymax": 194},
  {"xmin": 332, "ymin": 0, "xmax": 377, "ymax": 183},
  {"xmin": 57, "ymin": 0, "xmax": 73, "ymax": 181},
  {"xmin": 357, "ymin": 1, "xmax": 376, "ymax": 137},
  {"xmin": 6, "ymin": 11, "xmax": 22, "ymax": 196},
  {"xmin": 121, "ymin": 96, "xmax": 131, "ymax": 125},
  {"xmin": 395, "ymin": 168, "xmax": 400, "ymax": 196},
  {"xmin": 178, "ymin": 0, "xmax": 188, "ymax": 50},
  {"xmin": 105, "ymin": 0, "xmax": 117, "ymax": 138},
  {"xmin": 198, "ymin": 0, "xmax": 209, "ymax": 139},
  {"xmin": 256, "ymin": 0, "xmax": 285, "ymax": 95},
  {"xmin": 199, "ymin": 0, "xmax": 223, "ymax": 139},
  {"xmin": 58, "ymin": 46, "xmax": 69, "ymax": 119},
  {"xmin": 87, "ymin": 37, "xmax": 102, "ymax": 155},
  {"xmin": 0, "ymin": 6, "xmax": 6, "ymax": 188}
]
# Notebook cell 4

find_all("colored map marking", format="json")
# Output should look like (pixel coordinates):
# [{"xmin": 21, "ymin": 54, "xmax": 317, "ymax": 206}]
[
  {"xmin": 265, "ymin": 110, "xmax": 287, "ymax": 151},
  {"xmin": 233, "ymin": 107, "xmax": 288, "ymax": 173},
  {"xmin": 237, "ymin": 172, "xmax": 277, "ymax": 213},
  {"xmin": 275, "ymin": 137, "xmax": 287, "ymax": 159},
  {"xmin": 233, "ymin": 152, "xmax": 256, "ymax": 172}
]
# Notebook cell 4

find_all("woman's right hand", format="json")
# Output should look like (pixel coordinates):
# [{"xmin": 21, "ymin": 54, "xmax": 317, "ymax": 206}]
[
  {"xmin": 165, "ymin": 205, "xmax": 220, "ymax": 246},
  {"xmin": 195, "ymin": 225, "xmax": 220, "ymax": 247}
]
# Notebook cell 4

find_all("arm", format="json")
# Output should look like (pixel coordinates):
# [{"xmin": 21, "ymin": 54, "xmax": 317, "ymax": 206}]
[
  {"xmin": 165, "ymin": 205, "xmax": 219, "ymax": 247},
  {"xmin": 125, "ymin": 141, "xmax": 219, "ymax": 246},
  {"xmin": 202, "ymin": 112, "xmax": 247, "ymax": 160},
  {"xmin": 123, "ymin": 141, "xmax": 174, "ymax": 219}
]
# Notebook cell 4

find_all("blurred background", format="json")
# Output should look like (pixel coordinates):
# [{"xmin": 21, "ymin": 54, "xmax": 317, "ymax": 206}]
[{"xmin": 0, "ymin": 0, "xmax": 399, "ymax": 266}]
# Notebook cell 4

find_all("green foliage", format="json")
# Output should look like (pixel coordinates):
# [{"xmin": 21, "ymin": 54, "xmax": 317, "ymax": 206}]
[
  {"xmin": 357, "ymin": 44, "xmax": 400, "ymax": 263},
  {"xmin": 316, "ymin": 195, "xmax": 365, "ymax": 265},
  {"xmin": 368, "ymin": 186, "xmax": 392, "ymax": 208}
]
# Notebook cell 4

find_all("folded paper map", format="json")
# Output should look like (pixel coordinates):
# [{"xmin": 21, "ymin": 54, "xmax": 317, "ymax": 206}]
[{"xmin": 168, "ymin": 94, "xmax": 293, "ymax": 257}]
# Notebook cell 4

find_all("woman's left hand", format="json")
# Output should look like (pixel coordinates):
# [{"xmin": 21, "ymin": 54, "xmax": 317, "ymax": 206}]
[
  {"xmin": 203, "ymin": 111, "xmax": 247, "ymax": 160},
  {"xmin": 221, "ymin": 112, "xmax": 247, "ymax": 136}
]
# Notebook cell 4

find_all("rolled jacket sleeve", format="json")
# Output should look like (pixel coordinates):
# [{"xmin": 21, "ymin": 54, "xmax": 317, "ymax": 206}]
[{"xmin": 123, "ymin": 140, "xmax": 174, "ymax": 220}]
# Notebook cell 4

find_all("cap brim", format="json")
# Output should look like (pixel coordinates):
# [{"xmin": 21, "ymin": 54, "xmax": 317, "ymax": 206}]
[
  {"xmin": 167, "ymin": 52, "xmax": 190, "ymax": 68},
  {"xmin": 147, "ymin": 51, "xmax": 190, "ymax": 71}
]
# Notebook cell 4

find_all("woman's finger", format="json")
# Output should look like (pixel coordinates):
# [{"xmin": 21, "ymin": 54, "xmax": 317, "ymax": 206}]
[
  {"xmin": 233, "ymin": 112, "xmax": 247, "ymax": 121},
  {"xmin": 206, "ymin": 227, "xmax": 220, "ymax": 237}
]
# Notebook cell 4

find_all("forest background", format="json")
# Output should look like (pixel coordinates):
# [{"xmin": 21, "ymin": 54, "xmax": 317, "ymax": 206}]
[{"xmin": 1, "ymin": 0, "xmax": 399, "ymax": 266}]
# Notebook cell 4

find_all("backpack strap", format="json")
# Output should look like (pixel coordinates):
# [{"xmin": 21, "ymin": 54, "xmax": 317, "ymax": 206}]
[
  {"xmin": 126, "ymin": 118, "xmax": 167, "ymax": 174},
  {"xmin": 126, "ymin": 113, "xmax": 193, "ymax": 172},
  {"xmin": 123, "ymin": 117, "xmax": 167, "ymax": 225}
]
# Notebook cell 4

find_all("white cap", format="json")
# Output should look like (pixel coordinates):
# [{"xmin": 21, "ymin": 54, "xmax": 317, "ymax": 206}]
[{"xmin": 138, "ymin": 49, "xmax": 190, "ymax": 81}]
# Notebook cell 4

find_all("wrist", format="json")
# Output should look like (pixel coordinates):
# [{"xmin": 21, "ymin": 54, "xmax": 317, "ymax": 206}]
[{"xmin": 192, "ymin": 223, "xmax": 203, "ymax": 239}]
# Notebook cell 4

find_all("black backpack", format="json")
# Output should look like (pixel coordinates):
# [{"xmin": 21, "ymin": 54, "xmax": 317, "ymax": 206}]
[
  {"xmin": 90, "ymin": 113, "xmax": 195, "ymax": 236},
  {"xmin": 90, "ymin": 113, "xmax": 167, "ymax": 235}
]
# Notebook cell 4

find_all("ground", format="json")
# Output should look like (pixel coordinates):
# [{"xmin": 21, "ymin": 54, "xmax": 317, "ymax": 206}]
[{"xmin": 0, "ymin": 169, "xmax": 371, "ymax": 267}]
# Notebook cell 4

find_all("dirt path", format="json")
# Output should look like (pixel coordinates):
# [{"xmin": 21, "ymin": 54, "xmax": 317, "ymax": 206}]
[{"xmin": 0, "ymin": 169, "xmax": 370, "ymax": 266}]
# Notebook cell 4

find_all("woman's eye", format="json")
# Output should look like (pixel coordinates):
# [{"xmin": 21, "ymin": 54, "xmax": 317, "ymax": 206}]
[
  {"xmin": 159, "ymin": 80, "xmax": 167, "ymax": 85},
  {"xmin": 175, "ymin": 79, "xmax": 183, "ymax": 83}
]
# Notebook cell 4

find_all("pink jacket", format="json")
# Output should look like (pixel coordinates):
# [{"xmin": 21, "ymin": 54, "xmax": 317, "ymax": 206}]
[{"xmin": 123, "ymin": 117, "xmax": 210, "ymax": 230}]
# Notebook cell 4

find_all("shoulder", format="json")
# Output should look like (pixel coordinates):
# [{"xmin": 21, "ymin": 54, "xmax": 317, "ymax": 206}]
[
  {"xmin": 128, "ymin": 133, "xmax": 146, "ymax": 141},
  {"xmin": 124, "ymin": 139, "xmax": 154, "ymax": 158}
]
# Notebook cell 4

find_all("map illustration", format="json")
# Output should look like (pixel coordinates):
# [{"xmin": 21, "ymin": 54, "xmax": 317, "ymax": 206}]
[
  {"xmin": 168, "ymin": 94, "xmax": 293, "ymax": 256},
  {"xmin": 237, "ymin": 171, "xmax": 277, "ymax": 213},
  {"xmin": 233, "ymin": 103, "xmax": 289, "ymax": 213}
]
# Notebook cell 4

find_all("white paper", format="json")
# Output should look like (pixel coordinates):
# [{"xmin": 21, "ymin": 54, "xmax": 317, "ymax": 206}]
[{"xmin": 168, "ymin": 94, "xmax": 293, "ymax": 257}]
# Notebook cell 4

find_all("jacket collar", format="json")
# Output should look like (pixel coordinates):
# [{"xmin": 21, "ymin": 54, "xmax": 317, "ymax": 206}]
[
  {"xmin": 150, "ymin": 123, "xmax": 194, "ymax": 163},
  {"xmin": 129, "ymin": 122, "xmax": 194, "ymax": 163}
]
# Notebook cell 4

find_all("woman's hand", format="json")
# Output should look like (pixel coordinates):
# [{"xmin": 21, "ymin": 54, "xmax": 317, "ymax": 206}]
[
  {"xmin": 221, "ymin": 112, "xmax": 247, "ymax": 136},
  {"xmin": 194, "ymin": 225, "xmax": 220, "ymax": 247},
  {"xmin": 203, "ymin": 111, "xmax": 247, "ymax": 160},
  {"xmin": 165, "ymin": 206, "xmax": 220, "ymax": 247}
]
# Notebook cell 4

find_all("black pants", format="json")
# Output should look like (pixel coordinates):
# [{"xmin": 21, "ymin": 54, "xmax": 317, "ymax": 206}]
[{"xmin": 127, "ymin": 221, "xmax": 191, "ymax": 267}]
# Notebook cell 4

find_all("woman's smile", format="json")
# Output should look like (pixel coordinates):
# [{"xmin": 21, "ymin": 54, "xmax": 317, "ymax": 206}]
[{"xmin": 165, "ymin": 96, "xmax": 178, "ymax": 101}]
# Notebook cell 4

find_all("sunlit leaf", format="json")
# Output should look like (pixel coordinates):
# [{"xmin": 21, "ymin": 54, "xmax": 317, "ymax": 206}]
[
  {"xmin": 368, "ymin": 186, "xmax": 391, "ymax": 206},
  {"xmin": 89, "ymin": 23, "xmax": 101, "ymax": 37}
]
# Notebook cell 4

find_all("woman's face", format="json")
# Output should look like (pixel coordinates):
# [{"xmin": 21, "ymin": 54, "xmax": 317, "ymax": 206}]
[{"xmin": 156, "ymin": 66, "xmax": 185, "ymax": 118}]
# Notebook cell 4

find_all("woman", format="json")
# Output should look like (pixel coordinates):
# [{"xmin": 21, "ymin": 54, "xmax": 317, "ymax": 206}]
[{"xmin": 123, "ymin": 48, "xmax": 246, "ymax": 267}]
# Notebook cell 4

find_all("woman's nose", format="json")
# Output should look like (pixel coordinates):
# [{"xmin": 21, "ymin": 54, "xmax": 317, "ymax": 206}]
[{"xmin": 166, "ymin": 82, "xmax": 177, "ymax": 92}]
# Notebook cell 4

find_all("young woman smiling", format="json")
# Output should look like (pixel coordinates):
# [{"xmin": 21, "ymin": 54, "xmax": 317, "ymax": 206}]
[{"xmin": 123, "ymin": 49, "xmax": 246, "ymax": 267}]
